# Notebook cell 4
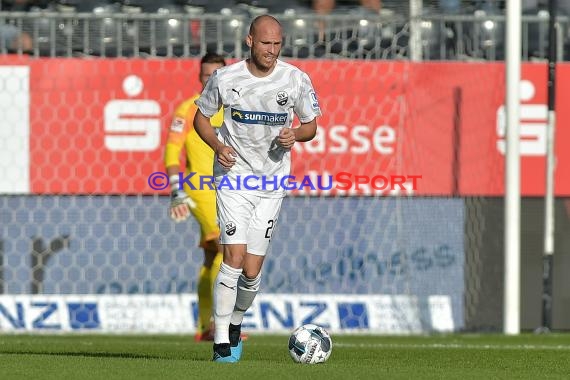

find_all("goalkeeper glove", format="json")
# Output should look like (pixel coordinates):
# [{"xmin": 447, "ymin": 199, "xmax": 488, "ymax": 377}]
[{"xmin": 169, "ymin": 175, "xmax": 196, "ymax": 223}]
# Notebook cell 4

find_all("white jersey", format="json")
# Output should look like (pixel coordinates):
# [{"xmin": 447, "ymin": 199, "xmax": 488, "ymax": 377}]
[{"xmin": 196, "ymin": 59, "xmax": 321, "ymax": 198}]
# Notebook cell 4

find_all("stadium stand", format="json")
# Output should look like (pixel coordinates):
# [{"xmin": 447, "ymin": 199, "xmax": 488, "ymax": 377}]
[{"xmin": 0, "ymin": 0, "xmax": 568, "ymax": 60}]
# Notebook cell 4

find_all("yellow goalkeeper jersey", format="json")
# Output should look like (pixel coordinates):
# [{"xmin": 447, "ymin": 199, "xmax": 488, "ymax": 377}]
[{"xmin": 164, "ymin": 94, "xmax": 224, "ymax": 183}]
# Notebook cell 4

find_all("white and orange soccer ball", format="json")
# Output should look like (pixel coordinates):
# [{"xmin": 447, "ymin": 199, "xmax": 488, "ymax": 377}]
[{"xmin": 288, "ymin": 324, "xmax": 333, "ymax": 364}]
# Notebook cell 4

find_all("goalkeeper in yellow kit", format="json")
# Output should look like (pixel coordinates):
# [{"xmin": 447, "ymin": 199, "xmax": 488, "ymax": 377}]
[{"xmin": 164, "ymin": 52, "xmax": 226, "ymax": 341}]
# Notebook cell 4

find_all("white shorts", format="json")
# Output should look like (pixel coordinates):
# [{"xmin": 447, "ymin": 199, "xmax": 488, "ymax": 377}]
[{"xmin": 216, "ymin": 189, "xmax": 283, "ymax": 256}]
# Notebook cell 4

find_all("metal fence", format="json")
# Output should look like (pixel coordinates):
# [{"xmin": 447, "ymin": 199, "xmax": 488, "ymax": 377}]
[{"xmin": 1, "ymin": 10, "xmax": 569, "ymax": 60}]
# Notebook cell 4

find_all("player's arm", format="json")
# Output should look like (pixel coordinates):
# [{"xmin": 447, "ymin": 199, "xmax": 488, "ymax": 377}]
[
  {"xmin": 280, "ymin": 72, "xmax": 321, "ymax": 148},
  {"xmin": 164, "ymin": 103, "xmax": 197, "ymax": 222},
  {"xmin": 167, "ymin": 162, "xmax": 197, "ymax": 223},
  {"xmin": 278, "ymin": 118, "xmax": 317, "ymax": 149},
  {"xmin": 194, "ymin": 69, "xmax": 237, "ymax": 169},
  {"xmin": 194, "ymin": 109, "xmax": 236, "ymax": 169},
  {"xmin": 293, "ymin": 118, "xmax": 318, "ymax": 142}
]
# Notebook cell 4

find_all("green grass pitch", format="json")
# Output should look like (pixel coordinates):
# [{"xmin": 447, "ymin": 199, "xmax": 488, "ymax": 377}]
[{"xmin": 1, "ymin": 334, "xmax": 570, "ymax": 380}]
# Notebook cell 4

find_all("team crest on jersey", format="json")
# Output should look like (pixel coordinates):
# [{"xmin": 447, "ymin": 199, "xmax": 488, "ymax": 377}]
[
  {"xmin": 276, "ymin": 91, "xmax": 288, "ymax": 106},
  {"xmin": 225, "ymin": 221, "xmax": 236, "ymax": 236},
  {"xmin": 310, "ymin": 91, "xmax": 320, "ymax": 110},
  {"xmin": 170, "ymin": 117, "xmax": 185, "ymax": 132}
]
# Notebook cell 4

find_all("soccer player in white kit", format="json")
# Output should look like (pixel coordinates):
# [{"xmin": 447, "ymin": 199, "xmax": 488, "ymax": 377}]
[{"xmin": 194, "ymin": 14, "xmax": 321, "ymax": 362}]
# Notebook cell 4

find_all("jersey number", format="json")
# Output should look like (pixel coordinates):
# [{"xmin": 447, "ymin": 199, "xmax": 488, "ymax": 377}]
[{"xmin": 265, "ymin": 220, "xmax": 274, "ymax": 239}]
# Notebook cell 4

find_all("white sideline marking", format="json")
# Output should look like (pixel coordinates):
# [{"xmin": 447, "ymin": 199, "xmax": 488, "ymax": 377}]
[
  {"xmin": 333, "ymin": 343, "xmax": 570, "ymax": 350},
  {"xmin": 256, "ymin": 342, "xmax": 570, "ymax": 350}
]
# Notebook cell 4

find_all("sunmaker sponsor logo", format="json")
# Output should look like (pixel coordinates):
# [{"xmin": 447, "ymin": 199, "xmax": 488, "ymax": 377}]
[{"xmin": 231, "ymin": 108, "xmax": 288, "ymax": 126}]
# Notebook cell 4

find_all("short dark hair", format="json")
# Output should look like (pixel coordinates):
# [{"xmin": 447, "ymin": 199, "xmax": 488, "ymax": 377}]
[{"xmin": 201, "ymin": 52, "xmax": 226, "ymax": 66}]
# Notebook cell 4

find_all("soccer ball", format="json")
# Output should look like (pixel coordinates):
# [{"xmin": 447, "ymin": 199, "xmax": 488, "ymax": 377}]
[{"xmin": 288, "ymin": 324, "xmax": 333, "ymax": 364}]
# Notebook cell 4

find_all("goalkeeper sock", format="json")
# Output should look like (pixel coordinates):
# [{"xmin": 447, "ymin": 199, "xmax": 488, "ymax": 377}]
[
  {"xmin": 210, "ymin": 252, "xmax": 223, "ymax": 292},
  {"xmin": 197, "ymin": 265, "xmax": 212, "ymax": 333},
  {"xmin": 230, "ymin": 273, "xmax": 261, "ymax": 326},
  {"xmin": 200, "ymin": 252, "xmax": 223, "ymax": 332},
  {"xmin": 213, "ymin": 262, "xmax": 242, "ymax": 344}
]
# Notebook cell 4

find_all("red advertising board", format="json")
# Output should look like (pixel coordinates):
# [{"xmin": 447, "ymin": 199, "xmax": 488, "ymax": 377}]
[{"xmin": 1, "ymin": 56, "xmax": 568, "ymax": 196}]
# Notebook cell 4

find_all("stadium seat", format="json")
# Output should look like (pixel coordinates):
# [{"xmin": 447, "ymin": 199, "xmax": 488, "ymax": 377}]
[
  {"xmin": 119, "ymin": 0, "xmax": 188, "ymax": 56},
  {"xmin": 178, "ymin": 0, "xmax": 237, "ymax": 13},
  {"xmin": 176, "ymin": 0, "xmax": 249, "ymax": 57},
  {"xmin": 323, "ymin": 5, "xmax": 404, "ymax": 59},
  {"xmin": 43, "ymin": 0, "xmax": 125, "ymax": 57}
]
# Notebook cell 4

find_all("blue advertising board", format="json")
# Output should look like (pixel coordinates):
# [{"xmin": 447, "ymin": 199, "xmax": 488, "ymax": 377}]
[{"xmin": 0, "ymin": 196, "xmax": 464, "ymax": 330}]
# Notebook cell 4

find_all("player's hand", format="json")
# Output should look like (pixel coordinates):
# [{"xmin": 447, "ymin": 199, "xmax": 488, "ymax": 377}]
[
  {"xmin": 169, "ymin": 189, "xmax": 196, "ymax": 223},
  {"xmin": 215, "ymin": 144, "xmax": 237, "ymax": 170},
  {"xmin": 277, "ymin": 128, "xmax": 296, "ymax": 149}
]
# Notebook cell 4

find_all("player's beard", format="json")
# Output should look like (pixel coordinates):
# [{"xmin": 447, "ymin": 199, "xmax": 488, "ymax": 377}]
[{"xmin": 252, "ymin": 49, "xmax": 278, "ymax": 72}]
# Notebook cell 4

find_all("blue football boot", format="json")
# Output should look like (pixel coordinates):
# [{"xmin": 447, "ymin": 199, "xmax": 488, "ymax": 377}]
[
  {"xmin": 212, "ymin": 343, "xmax": 237, "ymax": 363},
  {"xmin": 229, "ymin": 324, "xmax": 243, "ymax": 361}
]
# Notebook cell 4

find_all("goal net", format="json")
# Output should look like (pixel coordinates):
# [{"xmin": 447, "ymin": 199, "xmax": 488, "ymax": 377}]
[
  {"xmin": 0, "ymin": 52, "xmax": 470, "ymax": 335},
  {"xmin": 1, "ymin": 3, "xmax": 555, "ymax": 334}
]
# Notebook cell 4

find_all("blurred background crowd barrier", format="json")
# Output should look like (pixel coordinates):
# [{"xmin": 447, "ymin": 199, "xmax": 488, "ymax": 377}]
[{"xmin": 0, "ymin": 0, "xmax": 569, "ymax": 61}]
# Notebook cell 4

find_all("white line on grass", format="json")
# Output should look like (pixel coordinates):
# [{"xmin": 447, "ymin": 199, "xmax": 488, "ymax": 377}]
[
  {"xmin": 255, "ymin": 342, "xmax": 570, "ymax": 350},
  {"xmin": 332, "ymin": 343, "xmax": 570, "ymax": 350}
]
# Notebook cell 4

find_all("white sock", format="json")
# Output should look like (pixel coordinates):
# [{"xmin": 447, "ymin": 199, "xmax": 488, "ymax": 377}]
[
  {"xmin": 230, "ymin": 273, "xmax": 261, "ymax": 326},
  {"xmin": 213, "ymin": 262, "xmax": 242, "ymax": 344}
]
